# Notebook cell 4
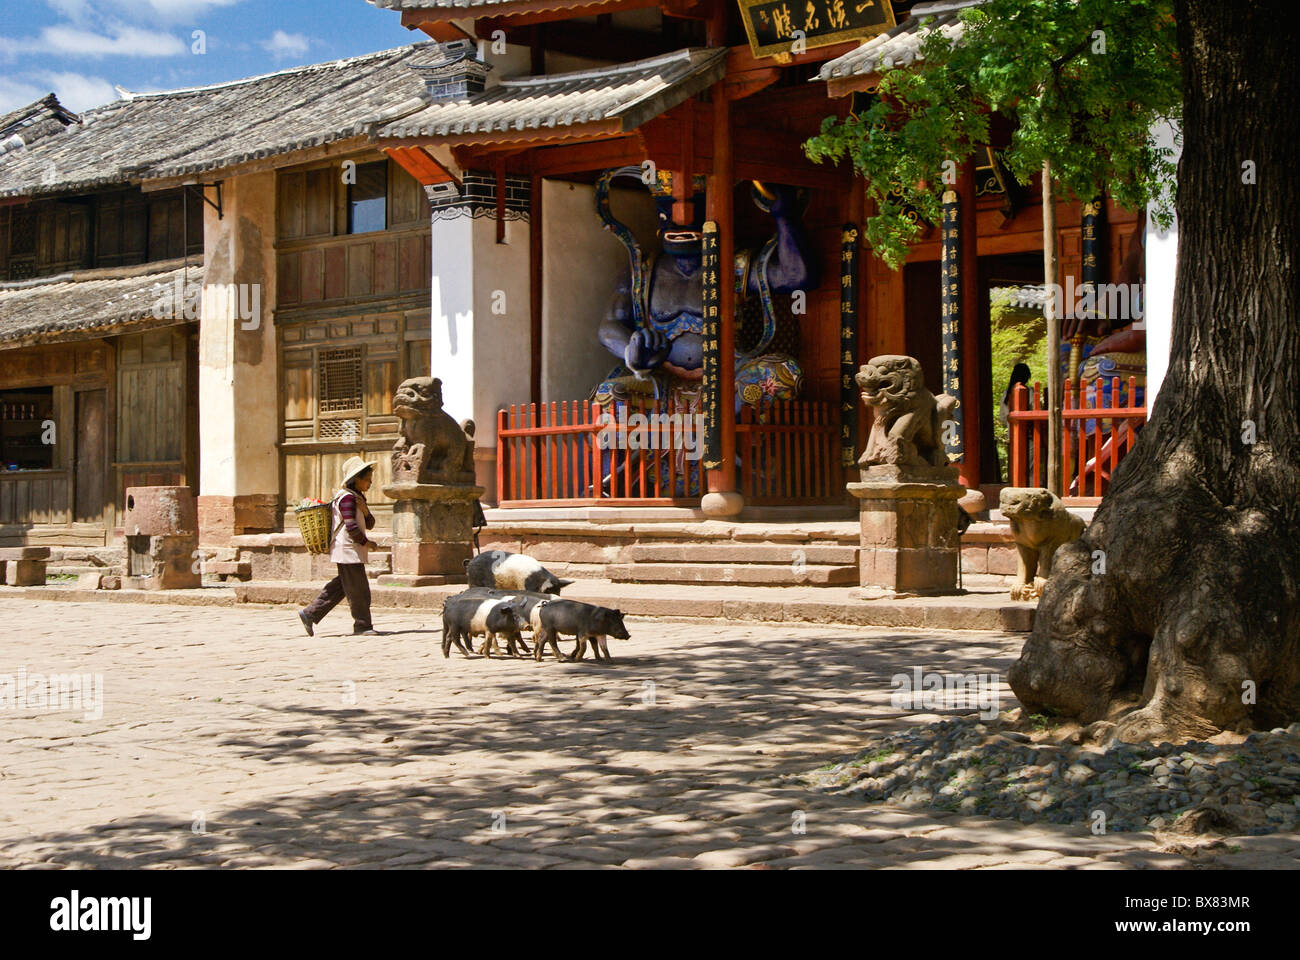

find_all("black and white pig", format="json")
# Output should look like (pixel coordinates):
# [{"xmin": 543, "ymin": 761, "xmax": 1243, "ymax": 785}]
[
  {"xmin": 440, "ymin": 592, "xmax": 531, "ymax": 659},
  {"xmin": 530, "ymin": 599, "xmax": 630, "ymax": 662},
  {"xmin": 466, "ymin": 550, "xmax": 573, "ymax": 595}
]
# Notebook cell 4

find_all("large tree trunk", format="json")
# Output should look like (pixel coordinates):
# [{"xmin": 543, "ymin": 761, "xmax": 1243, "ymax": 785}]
[{"xmin": 1008, "ymin": 0, "xmax": 1300, "ymax": 742}]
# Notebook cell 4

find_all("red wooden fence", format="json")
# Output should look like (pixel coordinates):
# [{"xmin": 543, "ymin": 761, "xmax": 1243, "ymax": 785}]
[
  {"xmin": 496, "ymin": 398, "xmax": 841, "ymax": 506},
  {"xmin": 736, "ymin": 400, "xmax": 840, "ymax": 504},
  {"xmin": 1008, "ymin": 378, "xmax": 1145, "ymax": 505}
]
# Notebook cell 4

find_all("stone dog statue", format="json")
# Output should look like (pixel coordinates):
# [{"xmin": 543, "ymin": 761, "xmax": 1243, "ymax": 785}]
[
  {"xmin": 999, "ymin": 487, "xmax": 1086, "ymax": 600},
  {"xmin": 391, "ymin": 377, "xmax": 476, "ymax": 485},
  {"xmin": 856, "ymin": 355, "xmax": 957, "ymax": 472}
]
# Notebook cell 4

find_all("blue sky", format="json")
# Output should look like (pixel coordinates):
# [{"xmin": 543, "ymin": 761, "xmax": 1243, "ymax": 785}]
[{"xmin": 0, "ymin": 1, "xmax": 421, "ymax": 114}]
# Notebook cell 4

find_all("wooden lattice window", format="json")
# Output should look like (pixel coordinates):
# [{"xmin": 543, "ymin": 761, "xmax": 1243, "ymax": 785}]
[{"xmin": 318, "ymin": 347, "xmax": 362, "ymax": 413}]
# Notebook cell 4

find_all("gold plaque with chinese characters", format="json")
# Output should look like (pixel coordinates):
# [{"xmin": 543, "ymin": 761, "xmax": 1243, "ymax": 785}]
[{"xmin": 737, "ymin": 0, "xmax": 896, "ymax": 59}]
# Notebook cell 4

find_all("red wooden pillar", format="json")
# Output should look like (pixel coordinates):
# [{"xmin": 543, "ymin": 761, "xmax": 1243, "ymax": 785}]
[
  {"xmin": 705, "ymin": 6, "xmax": 738, "ymax": 506},
  {"xmin": 958, "ymin": 157, "xmax": 983, "ymax": 488}
]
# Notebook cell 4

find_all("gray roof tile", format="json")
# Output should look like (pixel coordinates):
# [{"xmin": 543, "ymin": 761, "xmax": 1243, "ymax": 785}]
[
  {"xmin": 376, "ymin": 47, "xmax": 727, "ymax": 140},
  {"xmin": 0, "ymin": 259, "xmax": 201, "ymax": 348},
  {"xmin": 0, "ymin": 43, "xmax": 440, "ymax": 199},
  {"xmin": 817, "ymin": 0, "xmax": 984, "ymax": 82}
]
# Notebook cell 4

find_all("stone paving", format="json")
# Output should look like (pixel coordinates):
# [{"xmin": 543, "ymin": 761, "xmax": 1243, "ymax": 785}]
[{"xmin": 1, "ymin": 597, "xmax": 1295, "ymax": 869}]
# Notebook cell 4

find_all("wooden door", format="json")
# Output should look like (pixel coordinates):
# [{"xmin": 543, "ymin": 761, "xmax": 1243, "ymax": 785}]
[{"xmin": 74, "ymin": 389, "xmax": 106, "ymax": 526}]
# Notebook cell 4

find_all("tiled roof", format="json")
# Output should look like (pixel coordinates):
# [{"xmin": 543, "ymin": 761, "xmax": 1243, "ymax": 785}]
[
  {"xmin": 376, "ymin": 47, "xmax": 727, "ymax": 141},
  {"xmin": 0, "ymin": 95, "xmax": 79, "ymax": 154},
  {"xmin": 992, "ymin": 284, "xmax": 1048, "ymax": 311},
  {"xmin": 817, "ymin": 0, "xmax": 984, "ymax": 82},
  {"xmin": 0, "ymin": 43, "xmax": 440, "ymax": 199},
  {"xmin": 0, "ymin": 259, "xmax": 200, "ymax": 348}
]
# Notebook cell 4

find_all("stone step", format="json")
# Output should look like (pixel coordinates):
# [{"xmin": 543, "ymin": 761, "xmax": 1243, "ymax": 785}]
[
  {"xmin": 206, "ymin": 561, "xmax": 252, "ymax": 582},
  {"xmin": 620, "ymin": 542, "xmax": 857, "ymax": 565},
  {"xmin": 606, "ymin": 561, "xmax": 859, "ymax": 586},
  {"xmin": 14, "ymin": 577, "xmax": 1036, "ymax": 632}
]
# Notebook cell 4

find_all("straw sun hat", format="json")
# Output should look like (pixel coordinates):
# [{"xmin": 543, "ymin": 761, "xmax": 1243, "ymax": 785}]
[{"xmin": 340, "ymin": 455, "xmax": 377, "ymax": 486}]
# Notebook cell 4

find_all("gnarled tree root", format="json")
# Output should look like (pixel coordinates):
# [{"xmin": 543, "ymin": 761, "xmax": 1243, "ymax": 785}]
[{"xmin": 1008, "ymin": 480, "xmax": 1300, "ymax": 744}]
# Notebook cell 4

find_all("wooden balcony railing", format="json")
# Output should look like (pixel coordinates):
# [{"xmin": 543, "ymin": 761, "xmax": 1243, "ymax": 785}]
[
  {"xmin": 496, "ymin": 398, "xmax": 842, "ymax": 507},
  {"xmin": 1008, "ymin": 378, "xmax": 1146, "ymax": 505}
]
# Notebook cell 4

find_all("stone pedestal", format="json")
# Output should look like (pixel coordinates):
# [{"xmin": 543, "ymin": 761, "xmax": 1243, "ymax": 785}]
[
  {"xmin": 0, "ymin": 547, "xmax": 51, "ymax": 586},
  {"xmin": 848, "ymin": 465, "xmax": 965, "ymax": 597},
  {"xmin": 122, "ymin": 486, "xmax": 201, "ymax": 590},
  {"xmin": 380, "ymin": 482, "xmax": 483, "ymax": 586}
]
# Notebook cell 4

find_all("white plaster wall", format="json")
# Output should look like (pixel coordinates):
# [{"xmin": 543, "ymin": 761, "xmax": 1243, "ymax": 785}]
[
  {"xmin": 430, "ymin": 212, "xmax": 476, "ymax": 425},
  {"xmin": 471, "ymin": 215, "xmax": 531, "ymax": 444},
  {"xmin": 540, "ymin": 180, "xmax": 657, "ymax": 404},
  {"xmin": 1145, "ymin": 120, "xmax": 1181, "ymax": 416},
  {"xmin": 477, "ymin": 40, "xmax": 531, "ymax": 84},
  {"xmin": 198, "ymin": 170, "xmax": 279, "ymax": 496}
]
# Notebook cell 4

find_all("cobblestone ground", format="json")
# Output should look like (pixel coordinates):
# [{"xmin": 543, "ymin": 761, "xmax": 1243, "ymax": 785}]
[{"xmin": 1, "ymin": 598, "xmax": 1294, "ymax": 869}]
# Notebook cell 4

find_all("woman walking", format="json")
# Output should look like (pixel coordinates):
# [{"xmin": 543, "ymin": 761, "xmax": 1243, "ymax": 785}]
[{"xmin": 298, "ymin": 456, "xmax": 379, "ymax": 636}]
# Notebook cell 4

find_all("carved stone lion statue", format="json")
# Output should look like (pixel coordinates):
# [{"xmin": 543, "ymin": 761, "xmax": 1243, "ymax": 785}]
[
  {"xmin": 999, "ymin": 487, "xmax": 1086, "ymax": 600},
  {"xmin": 856, "ymin": 355, "xmax": 957, "ymax": 472},
  {"xmin": 391, "ymin": 377, "xmax": 476, "ymax": 485}
]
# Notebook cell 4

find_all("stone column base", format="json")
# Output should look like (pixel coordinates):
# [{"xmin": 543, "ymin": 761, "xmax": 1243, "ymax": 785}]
[
  {"xmin": 848, "ymin": 465, "xmax": 965, "ymax": 596},
  {"xmin": 124, "ymin": 534, "xmax": 201, "ymax": 590},
  {"xmin": 197, "ymin": 494, "xmax": 281, "ymax": 545},
  {"xmin": 383, "ymin": 482, "xmax": 484, "ymax": 578}
]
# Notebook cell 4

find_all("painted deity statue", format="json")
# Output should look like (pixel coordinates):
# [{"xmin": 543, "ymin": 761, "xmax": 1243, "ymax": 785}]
[{"xmin": 592, "ymin": 167, "xmax": 816, "ymax": 416}]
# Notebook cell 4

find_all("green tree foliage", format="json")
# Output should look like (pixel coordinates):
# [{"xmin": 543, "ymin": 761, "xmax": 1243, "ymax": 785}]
[
  {"xmin": 989, "ymin": 289, "xmax": 1048, "ymax": 478},
  {"xmin": 805, "ymin": 0, "xmax": 1182, "ymax": 268}
]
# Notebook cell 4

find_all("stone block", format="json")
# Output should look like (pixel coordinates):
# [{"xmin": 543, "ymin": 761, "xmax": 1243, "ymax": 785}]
[
  {"xmin": 0, "ymin": 547, "xmax": 52, "ymax": 560},
  {"xmin": 207, "ymin": 561, "xmax": 252, "ymax": 582},
  {"xmin": 848, "ymin": 478, "xmax": 963, "ymax": 595},
  {"xmin": 961, "ymin": 544, "xmax": 989, "ymax": 574},
  {"xmin": 987, "ymin": 545, "xmax": 1020, "ymax": 576},
  {"xmin": 384, "ymin": 482, "xmax": 482, "ymax": 577},
  {"xmin": 5, "ymin": 559, "xmax": 48, "ymax": 586},
  {"xmin": 125, "ymin": 533, "xmax": 200, "ymax": 590},
  {"xmin": 123, "ymin": 486, "xmax": 198, "ymax": 537},
  {"xmin": 76, "ymin": 571, "xmax": 103, "ymax": 590},
  {"xmin": 197, "ymin": 493, "xmax": 279, "ymax": 545}
]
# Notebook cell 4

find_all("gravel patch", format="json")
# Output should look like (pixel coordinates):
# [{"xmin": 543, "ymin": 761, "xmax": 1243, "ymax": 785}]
[{"xmin": 794, "ymin": 714, "xmax": 1300, "ymax": 835}]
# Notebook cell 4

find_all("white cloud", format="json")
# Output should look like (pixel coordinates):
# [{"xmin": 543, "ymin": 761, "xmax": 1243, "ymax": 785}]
[
  {"xmin": 32, "ymin": 25, "xmax": 188, "ymax": 58},
  {"xmin": 44, "ymin": 0, "xmax": 245, "ymax": 21},
  {"xmin": 0, "ymin": 71, "xmax": 118, "ymax": 114},
  {"xmin": 0, "ymin": 77, "xmax": 48, "ymax": 114},
  {"xmin": 260, "ymin": 30, "xmax": 312, "ymax": 60},
  {"xmin": 40, "ymin": 71, "xmax": 119, "ymax": 111}
]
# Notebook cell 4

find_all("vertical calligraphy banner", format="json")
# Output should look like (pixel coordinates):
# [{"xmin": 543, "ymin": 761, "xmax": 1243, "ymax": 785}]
[
  {"xmin": 839, "ymin": 223, "xmax": 859, "ymax": 469},
  {"xmin": 700, "ymin": 221, "xmax": 723, "ymax": 471},
  {"xmin": 1080, "ymin": 196, "xmax": 1106, "ymax": 304},
  {"xmin": 940, "ymin": 189, "xmax": 963, "ymax": 462}
]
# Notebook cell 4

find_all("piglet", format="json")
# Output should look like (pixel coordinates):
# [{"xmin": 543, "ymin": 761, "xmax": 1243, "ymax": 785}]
[{"xmin": 531, "ymin": 598, "xmax": 630, "ymax": 662}]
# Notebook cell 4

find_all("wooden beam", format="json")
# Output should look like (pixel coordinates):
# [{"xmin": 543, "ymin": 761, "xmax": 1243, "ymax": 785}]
[
  {"xmin": 429, "ymin": 0, "xmax": 654, "ymax": 32},
  {"xmin": 958, "ymin": 156, "xmax": 983, "ymax": 489},
  {"xmin": 414, "ymin": 20, "xmax": 475, "ymax": 42},
  {"xmin": 725, "ymin": 67, "xmax": 779, "ymax": 101},
  {"xmin": 672, "ymin": 101, "xmax": 696, "ymax": 225},
  {"xmin": 141, "ymin": 136, "xmax": 373, "ymax": 192},
  {"xmin": 726, "ymin": 39, "xmax": 860, "ymax": 76},
  {"xmin": 480, "ymin": 19, "xmax": 678, "ymax": 60},
  {"xmin": 524, "ymin": 135, "xmax": 648, "ymax": 177},
  {"xmin": 825, "ymin": 73, "xmax": 878, "ymax": 99},
  {"xmin": 384, "ymin": 146, "xmax": 458, "ymax": 187},
  {"xmin": 376, "ymin": 120, "xmax": 625, "ymax": 153}
]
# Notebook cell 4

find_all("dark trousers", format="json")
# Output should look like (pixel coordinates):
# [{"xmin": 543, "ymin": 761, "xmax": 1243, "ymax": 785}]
[{"xmin": 303, "ymin": 563, "xmax": 372, "ymax": 633}]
